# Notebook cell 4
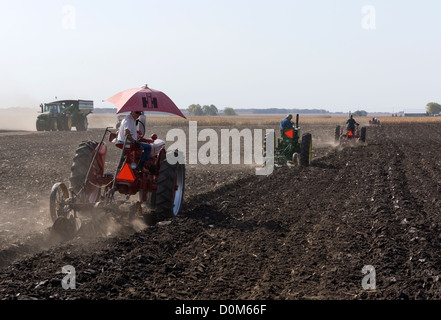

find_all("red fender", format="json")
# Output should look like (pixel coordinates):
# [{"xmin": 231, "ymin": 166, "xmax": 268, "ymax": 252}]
[{"xmin": 94, "ymin": 142, "xmax": 107, "ymax": 176}]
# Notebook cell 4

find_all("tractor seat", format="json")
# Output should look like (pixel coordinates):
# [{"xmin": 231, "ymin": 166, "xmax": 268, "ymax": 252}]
[{"xmin": 109, "ymin": 132, "xmax": 155, "ymax": 149}]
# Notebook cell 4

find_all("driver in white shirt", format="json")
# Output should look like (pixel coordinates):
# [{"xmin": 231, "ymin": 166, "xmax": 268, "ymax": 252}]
[{"xmin": 117, "ymin": 111, "xmax": 152, "ymax": 173}]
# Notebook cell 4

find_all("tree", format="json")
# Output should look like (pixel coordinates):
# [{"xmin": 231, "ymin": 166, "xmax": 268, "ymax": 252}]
[
  {"xmin": 202, "ymin": 104, "xmax": 218, "ymax": 116},
  {"xmin": 188, "ymin": 104, "xmax": 219, "ymax": 116},
  {"xmin": 188, "ymin": 104, "xmax": 204, "ymax": 116},
  {"xmin": 352, "ymin": 110, "xmax": 368, "ymax": 117},
  {"xmin": 426, "ymin": 102, "xmax": 441, "ymax": 115},
  {"xmin": 223, "ymin": 107, "xmax": 237, "ymax": 116}
]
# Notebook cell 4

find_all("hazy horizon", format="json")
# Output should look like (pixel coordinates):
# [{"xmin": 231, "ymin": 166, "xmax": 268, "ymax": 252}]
[{"xmin": 0, "ymin": 0, "xmax": 440, "ymax": 113}]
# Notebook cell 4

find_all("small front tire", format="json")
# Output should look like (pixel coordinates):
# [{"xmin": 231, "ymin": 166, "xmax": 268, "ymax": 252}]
[{"xmin": 49, "ymin": 182, "xmax": 71, "ymax": 223}]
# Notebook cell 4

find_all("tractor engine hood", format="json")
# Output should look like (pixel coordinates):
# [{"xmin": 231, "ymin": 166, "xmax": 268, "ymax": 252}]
[{"xmin": 37, "ymin": 113, "xmax": 50, "ymax": 119}]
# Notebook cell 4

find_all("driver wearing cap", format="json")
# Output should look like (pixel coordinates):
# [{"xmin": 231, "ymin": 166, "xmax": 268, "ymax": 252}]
[{"xmin": 280, "ymin": 114, "xmax": 294, "ymax": 135}]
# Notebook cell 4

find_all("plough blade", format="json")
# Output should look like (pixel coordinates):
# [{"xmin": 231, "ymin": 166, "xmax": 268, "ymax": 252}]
[{"xmin": 52, "ymin": 216, "xmax": 82, "ymax": 239}]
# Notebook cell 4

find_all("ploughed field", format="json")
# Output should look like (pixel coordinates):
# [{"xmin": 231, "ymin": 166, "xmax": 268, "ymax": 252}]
[{"xmin": 1, "ymin": 119, "xmax": 441, "ymax": 300}]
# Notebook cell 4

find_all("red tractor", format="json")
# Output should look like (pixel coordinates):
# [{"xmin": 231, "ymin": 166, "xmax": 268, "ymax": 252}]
[
  {"xmin": 369, "ymin": 117, "xmax": 381, "ymax": 126},
  {"xmin": 49, "ymin": 125, "xmax": 185, "ymax": 239},
  {"xmin": 335, "ymin": 125, "xmax": 367, "ymax": 146}
]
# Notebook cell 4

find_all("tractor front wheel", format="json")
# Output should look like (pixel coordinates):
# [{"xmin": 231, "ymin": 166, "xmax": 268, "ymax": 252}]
[
  {"xmin": 50, "ymin": 183, "xmax": 82, "ymax": 240},
  {"xmin": 292, "ymin": 152, "xmax": 300, "ymax": 165},
  {"xmin": 36, "ymin": 120, "xmax": 44, "ymax": 132},
  {"xmin": 49, "ymin": 182, "xmax": 71, "ymax": 222}
]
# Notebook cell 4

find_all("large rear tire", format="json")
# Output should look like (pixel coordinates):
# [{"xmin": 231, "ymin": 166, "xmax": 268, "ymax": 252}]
[
  {"xmin": 57, "ymin": 118, "xmax": 65, "ymax": 131},
  {"xmin": 50, "ymin": 119, "xmax": 58, "ymax": 131},
  {"xmin": 36, "ymin": 120, "xmax": 44, "ymax": 132},
  {"xmin": 69, "ymin": 140, "xmax": 101, "ymax": 202},
  {"xmin": 76, "ymin": 115, "xmax": 88, "ymax": 131},
  {"xmin": 335, "ymin": 125, "xmax": 341, "ymax": 143},
  {"xmin": 300, "ymin": 133, "xmax": 312, "ymax": 167},
  {"xmin": 359, "ymin": 127, "xmax": 367, "ymax": 143},
  {"xmin": 153, "ymin": 151, "xmax": 185, "ymax": 221},
  {"xmin": 64, "ymin": 116, "xmax": 72, "ymax": 131}
]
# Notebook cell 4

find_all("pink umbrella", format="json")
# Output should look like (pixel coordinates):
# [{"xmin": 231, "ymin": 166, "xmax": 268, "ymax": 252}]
[{"xmin": 106, "ymin": 85, "xmax": 187, "ymax": 119}]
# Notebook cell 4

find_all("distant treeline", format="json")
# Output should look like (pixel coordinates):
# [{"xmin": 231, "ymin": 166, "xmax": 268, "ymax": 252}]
[
  {"xmin": 94, "ymin": 108, "xmax": 117, "ymax": 113},
  {"xmin": 235, "ymin": 108, "xmax": 330, "ymax": 114},
  {"xmin": 94, "ymin": 107, "xmax": 331, "ymax": 115}
]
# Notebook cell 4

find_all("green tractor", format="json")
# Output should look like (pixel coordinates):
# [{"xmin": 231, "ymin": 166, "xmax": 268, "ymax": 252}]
[
  {"xmin": 263, "ymin": 114, "xmax": 312, "ymax": 167},
  {"xmin": 36, "ymin": 100, "xmax": 93, "ymax": 132}
]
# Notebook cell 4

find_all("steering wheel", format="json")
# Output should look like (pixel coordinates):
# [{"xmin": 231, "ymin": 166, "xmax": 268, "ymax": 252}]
[{"xmin": 136, "ymin": 120, "xmax": 146, "ymax": 140}]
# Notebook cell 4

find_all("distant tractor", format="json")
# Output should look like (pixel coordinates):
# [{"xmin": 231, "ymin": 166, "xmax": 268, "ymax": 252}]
[
  {"xmin": 36, "ymin": 100, "xmax": 93, "ymax": 132},
  {"xmin": 115, "ymin": 114, "xmax": 125, "ymax": 130},
  {"xmin": 335, "ymin": 124, "xmax": 366, "ymax": 146},
  {"xmin": 369, "ymin": 117, "xmax": 381, "ymax": 126},
  {"xmin": 263, "ymin": 114, "xmax": 312, "ymax": 167}
]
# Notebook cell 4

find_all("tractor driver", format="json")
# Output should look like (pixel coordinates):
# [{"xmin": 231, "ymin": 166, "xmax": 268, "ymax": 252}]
[
  {"xmin": 280, "ymin": 114, "xmax": 294, "ymax": 135},
  {"xmin": 346, "ymin": 115, "xmax": 359, "ymax": 133},
  {"xmin": 117, "ymin": 111, "xmax": 152, "ymax": 173}
]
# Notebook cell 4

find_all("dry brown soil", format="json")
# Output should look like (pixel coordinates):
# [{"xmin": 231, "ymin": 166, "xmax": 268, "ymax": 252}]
[{"xmin": 1, "ymin": 118, "xmax": 441, "ymax": 303}]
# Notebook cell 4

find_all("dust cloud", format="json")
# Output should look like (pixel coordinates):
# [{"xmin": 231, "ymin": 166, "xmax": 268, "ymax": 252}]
[
  {"xmin": 87, "ymin": 114, "xmax": 118, "ymax": 129},
  {"xmin": 0, "ymin": 108, "xmax": 118, "ymax": 131},
  {"xmin": 0, "ymin": 199, "xmax": 57, "ymax": 269},
  {"xmin": 313, "ymin": 136, "xmax": 339, "ymax": 149},
  {"xmin": 0, "ymin": 200, "xmax": 52, "ymax": 247},
  {"xmin": 0, "ymin": 108, "xmax": 39, "ymax": 131}
]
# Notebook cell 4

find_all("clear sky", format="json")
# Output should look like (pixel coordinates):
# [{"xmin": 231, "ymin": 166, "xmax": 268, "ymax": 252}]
[{"xmin": 0, "ymin": 0, "xmax": 440, "ymax": 113}]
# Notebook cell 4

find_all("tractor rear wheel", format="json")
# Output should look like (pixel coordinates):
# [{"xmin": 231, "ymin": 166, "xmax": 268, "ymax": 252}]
[
  {"xmin": 359, "ymin": 127, "xmax": 367, "ymax": 143},
  {"xmin": 76, "ymin": 115, "xmax": 88, "ymax": 131},
  {"xmin": 69, "ymin": 140, "xmax": 101, "ymax": 202},
  {"xmin": 64, "ymin": 116, "xmax": 72, "ymax": 131},
  {"xmin": 83, "ymin": 117, "xmax": 88, "ymax": 131},
  {"xmin": 335, "ymin": 125, "xmax": 341, "ymax": 143},
  {"xmin": 153, "ymin": 151, "xmax": 185, "ymax": 222},
  {"xmin": 50, "ymin": 119, "xmax": 58, "ymax": 131},
  {"xmin": 300, "ymin": 133, "xmax": 312, "ymax": 166},
  {"xmin": 57, "ymin": 118, "xmax": 65, "ymax": 131}
]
